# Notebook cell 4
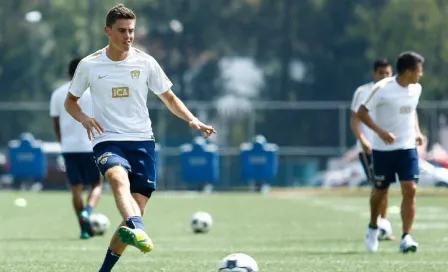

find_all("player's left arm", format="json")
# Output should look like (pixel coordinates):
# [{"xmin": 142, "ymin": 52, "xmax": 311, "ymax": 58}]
[
  {"xmin": 49, "ymin": 92, "xmax": 61, "ymax": 142},
  {"xmin": 350, "ymin": 89, "xmax": 371, "ymax": 153},
  {"xmin": 158, "ymin": 90, "xmax": 216, "ymax": 138},
  {"xmin": 415, "ymin": 86, "xmax": 424, "ymax": 145},
  {"xmin": 52, "ymin": 117, "xmax": 61, "ymax": 142},
  {"xmin": 148, "ymin": 57, "xmax": 216, "ymax": 138}
]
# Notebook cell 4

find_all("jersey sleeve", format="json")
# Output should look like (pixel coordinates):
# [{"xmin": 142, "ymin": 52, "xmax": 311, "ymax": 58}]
[
  {"xmin": 362, "ymin": 85, "xmax": 382, "ymax": 111},
  {"xmin": 416, "ymin": 84, "xmax": 422, "ymax": 100},
  {"xmin": 146, "ymin": 57, "xmax": 173, "ymax": 95},
  {"xmin": 49, "ymin": 91, "xmax": 60, "ymax": 117},
  {"xmin": 350, "ymin": 89, "xmax": 362, "ymax": 112},
  {"xmin": 69, "ymin": 60, "xmax": 89, "ymax": 97}
]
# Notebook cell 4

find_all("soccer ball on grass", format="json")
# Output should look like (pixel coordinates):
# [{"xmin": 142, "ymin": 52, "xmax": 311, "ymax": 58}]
[
  {"xmin": 218, "ymin": 253, "xmax": 259, "ymax": 272},
  {"xmin": 191, "ymin": 211, "xmax": 213, "ymax": 233}
]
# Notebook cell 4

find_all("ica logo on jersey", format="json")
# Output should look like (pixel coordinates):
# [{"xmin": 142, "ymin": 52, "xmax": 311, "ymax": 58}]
[{"xmin": 112, "ymin": 87, "xmax": 130, "ymax": 98}]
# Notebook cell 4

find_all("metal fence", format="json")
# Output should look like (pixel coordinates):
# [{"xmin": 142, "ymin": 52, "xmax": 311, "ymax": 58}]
[{"xmin": 1, "ymin": 100, "xmax": 448, "ymax": 189}]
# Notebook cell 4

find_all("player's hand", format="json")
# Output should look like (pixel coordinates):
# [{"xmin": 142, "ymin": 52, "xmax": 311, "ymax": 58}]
[
  {"xmin": 416, "ymin": 133, "xmax": 425, "ymax": 146},
  {"xmin": 80, "ymin": 115, "xmax": 104, "ymax": 140},
  {"xmin": 189, "ymin": 118, "xmax": 216, "ymax": 138},
  {"xmin": 361, "ymin": 140, "xmax": 372, "ymax": 154},
  {"xmin": 378, "ymin": 130, "xmax": 396, "ymax": 145}
]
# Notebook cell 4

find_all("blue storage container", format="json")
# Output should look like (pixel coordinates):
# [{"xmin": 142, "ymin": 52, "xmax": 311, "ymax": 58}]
[
  {"xmin": 240, "ymin": 135, "xmax": 278, "ymax": 184},
  {"xmin": 8, "ymin": 133, "xmax": 47, "ymax": 180},
  {"xmin": 180, "ymin": 137, "xmax": 219, "ymax": 189}
]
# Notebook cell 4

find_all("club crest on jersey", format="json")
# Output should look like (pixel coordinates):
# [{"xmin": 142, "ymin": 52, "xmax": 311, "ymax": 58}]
[{"xmin": 130, "ymin": 70, "xmax": 140, "ymax": 79}]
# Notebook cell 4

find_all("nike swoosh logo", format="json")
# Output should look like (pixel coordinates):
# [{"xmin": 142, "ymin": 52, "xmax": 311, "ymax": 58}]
[
  {"xmin": 98, "ymin": 75, "xmax": 108, "ymax": 79},
  {"xmin": 147, "ymin": 180, "xmax": 155, "ymax": 184}
]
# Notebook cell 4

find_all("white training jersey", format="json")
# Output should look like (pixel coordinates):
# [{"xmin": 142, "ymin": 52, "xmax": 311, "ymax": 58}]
[
  {"xmin": 50, "ymin": 81, "xmax": 93, "ymax": 153},
  {"xmin": 362, "ymin": 76, "xmax": 421, "ymax": 151},
  {"xmin": 69, "ymin": 47, "xmax": 173, "ymax": 147},
  {"xmin": 350, "ymin": 82, "xmax": 375, "ymax": 153}
]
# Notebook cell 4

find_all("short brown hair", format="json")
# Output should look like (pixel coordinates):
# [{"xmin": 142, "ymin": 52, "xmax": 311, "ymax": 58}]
[{"xmin": 106, "ymin": 4, "xmax": 136, "ymax": 27}]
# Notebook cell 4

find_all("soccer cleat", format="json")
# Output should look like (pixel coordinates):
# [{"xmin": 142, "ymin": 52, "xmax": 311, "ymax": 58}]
[
  {"xmin": 365, "ymin": 226, "xmax": 379, "ymax": 253},
  {"xmin": 79, "ymin": 210, "xmax": 94, "ymax": 237},
  {"xmin": 399, "ymin": 234, "xmax": 418, "ymax": 253},
  {"xmin": 117, "ymin": 226, "xmax": 153, "ymax": 253},
  {"xmin": 80, "ymin": 231, "xmax": 91, "ymax": 240}
]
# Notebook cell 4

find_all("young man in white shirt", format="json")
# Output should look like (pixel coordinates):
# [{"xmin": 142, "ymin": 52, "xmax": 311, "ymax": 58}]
[
  {"xmin": 50, "ymin": 58, "xmax": 102, "ymax": 240},
  {"xmin": 350, "ymin": 59, "xmax": 395, "ymax": 241},
  {"xmin": 358, "ymin": 51, "xmax": 425, "ymax": 253},
  {"xmin": 64, "ymin": 4, "xmax": 216, "ymax": 272}
]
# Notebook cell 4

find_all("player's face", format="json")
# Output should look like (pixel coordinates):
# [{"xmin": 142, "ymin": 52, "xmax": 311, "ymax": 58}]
[
  {"xmin": 408, "ymin": 62, "xmax": 423, "ymax": 83},
  {"xmin": 373, "ymin": 65, "xmax": 392, "ymax": 82},
  {"xmin": 105, "ymin": 19, "xmax": 135, "ymax": 52}
]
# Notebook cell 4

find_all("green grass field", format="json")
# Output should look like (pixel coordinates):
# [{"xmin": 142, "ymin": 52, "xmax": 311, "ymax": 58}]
[{"xmin": 0, "ymin": 189, "xmax": 448, "ymax": 271}]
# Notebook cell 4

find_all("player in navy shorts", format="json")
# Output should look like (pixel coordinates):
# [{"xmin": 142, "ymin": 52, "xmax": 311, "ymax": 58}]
[
  {"xmin": 50, "ymin": 58, "xmax": 102, "ymax": 239},
  {"xmin": 358, "ymin": 51, "xmax": 424, "ymax": 253},
  {"xmin": 65, "ymin": 4, "xmax": 216, "ymax": 271},
  {"xmin": 350, "ymin": 59, "xmax": 395, "ymax": 240}
]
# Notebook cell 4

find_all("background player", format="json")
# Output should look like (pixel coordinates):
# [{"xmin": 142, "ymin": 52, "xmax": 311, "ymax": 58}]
[
  {"xmin": 358, "ymin": 51, "xmax": 424, "ymax": 253},
  {"xmin": 64, "ymin": 4, "xmax": 216, "ymax": 271},
  {"xmin": 350, "ymin": 59, "xmax": 395, "ymax": 240},
  {"xmin": 50, "ymin": 57, "xmax": 102, "ymax": 239}
]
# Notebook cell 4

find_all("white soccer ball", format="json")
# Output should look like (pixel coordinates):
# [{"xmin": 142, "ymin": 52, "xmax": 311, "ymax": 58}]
[
  {"xmin": 89, "ymin": 213, "xmax": 111, "ymax": 236},
  {"xmin": 218, "ymin": 253, "xmax": 259, "ymax": 272},
  {"xmin": 191, "ymin": 211, "xmax": 213, "ymax": 233},
  {"xmin": 378, "ymin": 218, "xmax": 393, "ymax": 240}
]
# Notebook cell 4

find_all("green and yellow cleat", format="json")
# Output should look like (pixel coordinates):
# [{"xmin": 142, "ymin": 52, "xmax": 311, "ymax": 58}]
[{"xmin": 116, "ymin": 226, "xmax": 153, "ymax": 253}]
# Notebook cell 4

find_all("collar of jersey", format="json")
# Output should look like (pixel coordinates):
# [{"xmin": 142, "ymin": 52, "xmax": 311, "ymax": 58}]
[{"xmin": 102, "ymin": 47, "xmax": 133, "ymax": 63}]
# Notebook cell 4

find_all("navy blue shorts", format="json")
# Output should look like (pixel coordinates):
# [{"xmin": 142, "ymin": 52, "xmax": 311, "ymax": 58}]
[
  {"xmin": 93, "ymin": 141, "xmax": 156, "ymax": 198},
  {"xmin": 62, "ymin": 153, "xmax": 100, "ymax": 186},
  {"xmin": 358, "ymin": 152, "xmax": 373, "ymax": 183},
  {"xmin": 372, "ymin": 148, "xmax": 419, "ymax": 189}
]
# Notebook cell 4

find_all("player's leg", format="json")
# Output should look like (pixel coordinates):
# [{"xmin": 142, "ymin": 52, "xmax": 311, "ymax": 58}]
[
  {"xmin": 85, "ymin": 180, "xmax": 102, "ymax": 214},
  {"xmin": 94, "ymin": 142, "xmax": 152, "ymax": 252},
  {"xmin": 71, "ymin": 184, "xmax": 87, "ymax": 237},
  {"xmin": 369, "ymin": 187, "xmax": 389, "ymax": 228},
  {"xmin": 63, "ymin": 153, "xmax": 89, "ymax": 239},
  {"xmin": 82, "ymin": 153, "xmax": 103, "ymax": 216},
  {"xmin": 365, "ymin": 150, "xmax": 395, "ymax": 252},
  {"xmin": 400, "ymin": 181, "xmax": 417, "ymax": 235},
  {"xmin": 105, "ymin": 166, "xmax": 141, "ymax": 218},
  {"xmin": 99, "ymin": 193, "xmax": 149, "ymax": 272},
  {"xmin": 359, "ymin": 152, "xmax": 389, "ymax": 228},
  {"xmin": 379, "ymin": 192, "xmax": 388, "ymax": 218},
  {"xmin": 398, "ymin": 148, "xmax": 419, "ymax": 253},
  {"xmin": 115, "ymin": 141, "xmax": 156, "ymax": 252},
  {"xmin": 362, "ymin": 152, "xmax": 396, "ymax": 240}
]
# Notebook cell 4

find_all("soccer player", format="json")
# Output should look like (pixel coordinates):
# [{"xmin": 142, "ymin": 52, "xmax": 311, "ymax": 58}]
[
  {"xmin": 50, "ymin": 57, "xmax": 102, "ymax": 240},
  {"xmin": 64, "ymin": 4, "xmax": 216, "ymax": 271},
  {"xmin": 350, "ymin": 59, "xmax": 395, "ymax": 240},
  {"xmin": 358, "ymin": 51, "xmax": 424, "ymax": 253}
]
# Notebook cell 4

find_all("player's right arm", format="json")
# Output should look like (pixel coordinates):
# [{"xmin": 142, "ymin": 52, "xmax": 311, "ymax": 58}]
[
  {"xmin": 65, "ymin": 61, "xmax": 104, "ymax": 140},
  {"xmin": 357, "ymin": 87, "xmax": 395, "ymax": 144},
  {"xmin": 350, "ymin": 89, "xmax": 371, "ymax": 153}
]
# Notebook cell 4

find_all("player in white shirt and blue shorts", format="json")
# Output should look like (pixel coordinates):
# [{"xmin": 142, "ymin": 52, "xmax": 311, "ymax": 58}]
[
  {"xmin": 64, "ymin": 4, "xmax": 216, "ymax": 272},
  {"xmin": 50, "ymin": 58, "xmax": 102, "ymax": 240},
  {"xmin": 350, "ymin": 59, "xmax": 394, "ymax": 241},
  {"xmin": 358, "ymin": 52, "xmax": 425, "ymax": 254}
]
